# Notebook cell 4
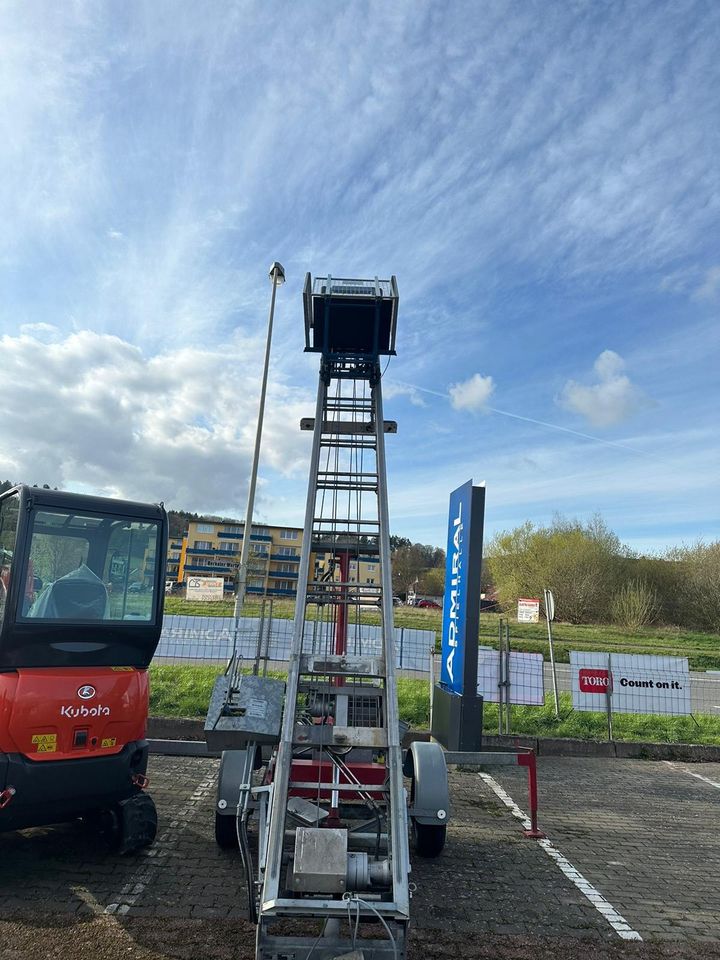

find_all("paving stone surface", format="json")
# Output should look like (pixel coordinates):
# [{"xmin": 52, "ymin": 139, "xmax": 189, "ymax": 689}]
[
  {"xmin": 491, "ymin": 757, "xmax": 720, "ymax": 942},
  {"xmin": 1, "ymin": 754, "xmax": 719, "ymax": 948}
]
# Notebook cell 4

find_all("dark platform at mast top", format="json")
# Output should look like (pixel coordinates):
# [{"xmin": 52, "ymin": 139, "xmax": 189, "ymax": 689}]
[{"xmin": 303, "ymin": 273, "xmax": 398, "ymax": 358}]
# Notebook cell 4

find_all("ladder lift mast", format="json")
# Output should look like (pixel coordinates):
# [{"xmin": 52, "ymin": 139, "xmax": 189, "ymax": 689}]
[{"xmin": 206, "ymin": 273, "xmax": 450, "ymax": 960}]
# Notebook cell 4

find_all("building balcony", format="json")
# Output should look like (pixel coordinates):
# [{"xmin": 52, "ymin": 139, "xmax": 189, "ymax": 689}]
[
  {"xmin": 270, "ymin": 553, "xmax": 300, "ymax": 562},
  {"xmin": 268, "ymin": 569, "xmax": 299, "ymax": 579},
  {"xmin": 218, "ymin": 532, "xmax": 273, "ymax": 542}
]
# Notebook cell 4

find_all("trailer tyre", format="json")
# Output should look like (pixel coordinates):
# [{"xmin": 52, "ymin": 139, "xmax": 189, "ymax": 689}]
[
  {"xmin": 412, "ymin": 820, "xmax": 446, "ymax": 858},
  {"xmin": 215, "ymin": 811, "xmax": 239, "ymax": 850}
]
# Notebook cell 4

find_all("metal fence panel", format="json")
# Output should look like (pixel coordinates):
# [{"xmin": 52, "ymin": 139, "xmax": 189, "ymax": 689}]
[
  {"xmin": 570, "ymin": 651, "xmax": 692, "ymax": 716},
  {"xmin": 155, "ymin": 614, "xmax": 435, "ymax": 673},
  {"xmin": 477, "ymin": 650, "xmax": 545, "ymax": 705}
]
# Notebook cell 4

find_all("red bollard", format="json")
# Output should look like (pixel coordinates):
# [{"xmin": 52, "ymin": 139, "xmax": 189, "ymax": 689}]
[{"xmin": 517, "ymin": 751, "xmax": 546, "ymax": 839}]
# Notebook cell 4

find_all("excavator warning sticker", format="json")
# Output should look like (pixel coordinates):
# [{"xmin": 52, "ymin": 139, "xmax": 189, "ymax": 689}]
[
  {"xmin": 101, "ymin": 738, "xmax": 117, "ymax": 748},
  {"xmin": 31, "ymin": 733, "xmax": 57, "ymax": 753}
]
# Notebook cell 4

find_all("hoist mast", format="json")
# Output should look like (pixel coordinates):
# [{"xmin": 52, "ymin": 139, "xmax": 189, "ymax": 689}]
[{"xmin": 206, "ymin": 273, "xmax": 449, "ymax": 960}]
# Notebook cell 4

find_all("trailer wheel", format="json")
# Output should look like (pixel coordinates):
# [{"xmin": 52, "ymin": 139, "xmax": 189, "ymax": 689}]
[
  {"xmin": 115, "ymin": 793, "xmax": 158, "ymax": 855},
  {"xmin": 412, "ymin": 820, "xmax": 446, "ymax": 858},
  {"xmin": 215, "ymin": 811, "xmax": 239, "ymax": 850}
]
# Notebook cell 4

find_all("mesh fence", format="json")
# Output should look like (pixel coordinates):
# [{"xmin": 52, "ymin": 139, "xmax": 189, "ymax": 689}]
[
  {"xmin": 153, "ymin": 615, "xmax": 720, "ymax": 724},
  {"xmin": 154, "ymin": 614, "xmax": 435, "ymax": 674},
  {"xmin": 477, "ymin": 649, "xmax": 545, "ymax": 706}
]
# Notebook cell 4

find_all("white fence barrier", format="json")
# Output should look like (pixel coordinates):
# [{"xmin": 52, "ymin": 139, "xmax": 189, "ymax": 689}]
[
  {"xmin": 154, "ymin": 617, "xmax": 720, "ymax": 720},
  {"xmin": 570, "ymin": 652, "xmax": 691, "ymax": 716},
  {"xmin": 155, "ymin": 614, "xmax": 435, "ymax": 673},
  {"xmin": 477, "ymin": 649, "xmax": 545, "ymax": 705}
]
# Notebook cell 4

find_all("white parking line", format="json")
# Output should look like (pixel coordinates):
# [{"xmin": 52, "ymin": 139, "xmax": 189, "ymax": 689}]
[
  {"xmin": 686, "ymin": 770, "xmax": 720, "ymax": 789},
  {"xmin": 104, "ymin": 771, "xmax": 216, "ymax": 915},
  {"xmin": 664, "ymin": 760, "xmax": 720, "ymax": 790},
  {"xmin": 478, "ymin": 772, "xmax": 643, "ymax": 942}
]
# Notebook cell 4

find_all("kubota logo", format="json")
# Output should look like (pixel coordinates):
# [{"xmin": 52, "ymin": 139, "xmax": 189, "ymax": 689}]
[
  {"xmin": 579, "ymin": 668, "xmax": 610, "ymax": 693},
  {"xmin": 77, "ymin": 685, "xmax": 96, "ymax": 700},
  {"xmin": 61, "ymin": 704, "xmax": 110, "ymax": 718}
]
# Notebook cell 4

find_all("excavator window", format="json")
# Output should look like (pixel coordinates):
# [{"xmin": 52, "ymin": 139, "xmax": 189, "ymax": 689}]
[
  {"xmin": 0, "ymin": 493, "xmax": 20, "ymax": 625},
  {"xmin": 19, "ymin": 508, "xmax": 161, "ymax": 623}
]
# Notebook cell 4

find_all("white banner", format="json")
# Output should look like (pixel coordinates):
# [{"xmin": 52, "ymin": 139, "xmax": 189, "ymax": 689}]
[
  {"xmin": 517, "ymin": 597, "xmax": 540, "ymax": 623},
  {"xmin": 477, "ymin": 650, "xmax": 545, "ymax": 705},
  {"xmin": 570, "ymin": 651, "xmax": 691, "ymax": 716},
  {"xmin": 185, "ymin": 576, "xmax": 225, "ymax": 601}
]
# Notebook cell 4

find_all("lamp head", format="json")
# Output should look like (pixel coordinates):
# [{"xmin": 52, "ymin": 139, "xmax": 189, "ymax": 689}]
[{"xmin": 268, "ymin": 261, "xmax": 286, "ymax": 284}]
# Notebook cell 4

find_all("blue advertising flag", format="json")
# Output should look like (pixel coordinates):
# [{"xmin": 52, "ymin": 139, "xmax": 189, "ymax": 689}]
[{"xmin": 440, "ymin": 480, "xmax": 473, "ymax": 694}]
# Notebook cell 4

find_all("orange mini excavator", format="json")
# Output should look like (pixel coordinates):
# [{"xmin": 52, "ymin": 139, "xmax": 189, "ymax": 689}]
[{"xmin": 0, "ymin": 484, "xmax": 167, "ymax": 853}]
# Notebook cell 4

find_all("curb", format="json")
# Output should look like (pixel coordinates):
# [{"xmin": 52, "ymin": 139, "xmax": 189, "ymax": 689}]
[
  {"xmin": 481, "ymin": 733, "xmax": 720, "ymax": 762},
  {"xmin": 147, "ymin": 717, "xmax": 720, "ymax": 762}
]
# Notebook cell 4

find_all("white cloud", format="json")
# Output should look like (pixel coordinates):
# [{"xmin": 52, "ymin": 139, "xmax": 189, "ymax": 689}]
[
  {"xmin": 0, "ymin": 330, "xmax": 313, "ymax": 515},
  {"xmin": 449, "ymin": 373, "xmax": 495, "ymax": 412},
  {"xmin": 559, "ymin": 350, "xmax": 647, "ymax": 428},
  {"xmin": 694, "ymin": 265, "xmax": 720, "ymax": 301}
]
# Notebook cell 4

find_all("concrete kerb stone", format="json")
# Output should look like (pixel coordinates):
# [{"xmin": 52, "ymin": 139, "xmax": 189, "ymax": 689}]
[
  {"xmin": 538, "ymin": 737, "xmax": 617, "ymax": 758},
  {"xmin": 148, "ymin": 716, "xmax": 205, "ymax": 741},
  {"xmin": 147, "ymin": 716, "xmax": 720, "ymax": 762},
  {"xmin": 613, "ymin": 739, "xmax": 720, "ymax": 762}
]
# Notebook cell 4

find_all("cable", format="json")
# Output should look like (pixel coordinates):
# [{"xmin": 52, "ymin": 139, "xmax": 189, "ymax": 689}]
[
  {"xmin": 342, "ymin": 894, "xmax": 399, "ymax": 960},
  {"xmin": 302, "ymin": 918, "xmax": 331, "ymax": 960},
  {"xmin": 379, "ymin": 354, "xmax": 392, "ymax": 380}
]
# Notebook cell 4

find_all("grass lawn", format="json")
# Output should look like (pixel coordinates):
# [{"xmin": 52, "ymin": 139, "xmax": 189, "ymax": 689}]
[
  {"xmin": 163, "ymin": 597, "xmax": 720, "ymax": 670},
  {"xmin": 148, "ymin": 666, "xmax": 720, "ymax": 745}
]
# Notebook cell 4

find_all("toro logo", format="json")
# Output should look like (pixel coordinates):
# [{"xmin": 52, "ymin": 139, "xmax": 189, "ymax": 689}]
[
  {"xmin": 77, "ymin": 685, "xmax": 96, "ymax": 700},
  {"xmin": 579, "ymin": 668, "xmax": 610, "ymax": 693}
]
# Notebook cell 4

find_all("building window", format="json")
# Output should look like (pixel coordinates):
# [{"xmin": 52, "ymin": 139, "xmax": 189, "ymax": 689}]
[
  {"xmin": 219, "ymin": 541, "xmax": 239, "ymax": 552},
  {"xmin": 278, "ymin": 546, "xmax": 298, "ymax": 557},
  {"xmin": 275, "ymin": 580, "xmax": 293, "ymax": 591},
  {"xmin": 366, "ymin": 563, "xmax": 375, "ymax": 571},
  {"xmin": 280, "ymin": 529, "xmax": 297, "ymax": 540},
  {"xmin": 252, "ymin": 525, "xmax": 269, "ymax": 537},
  {"xmin": 366, "ymin": 578, "xmax": 375, "ymax": 584},
  {"xmin": 196, "ymin": 523, "xmax": 214, "ymax": 534},
  {"xmin": 193, "ymin": 540, "xmax": 213, "ymax": 550},
  {"xmin": 223, "ymin": 525, "xmax": 242, "ymax": 534}
]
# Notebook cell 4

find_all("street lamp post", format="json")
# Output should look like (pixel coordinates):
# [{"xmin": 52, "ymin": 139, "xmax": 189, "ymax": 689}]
[{"xmin": 233, "ymin": 261, "xmax": 285, "ymax": 619}]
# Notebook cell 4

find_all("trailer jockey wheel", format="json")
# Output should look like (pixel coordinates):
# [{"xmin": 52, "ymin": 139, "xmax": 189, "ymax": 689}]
[{"xmin": 98, "ymin": 793, "xmax": 157, "ymax": 855}]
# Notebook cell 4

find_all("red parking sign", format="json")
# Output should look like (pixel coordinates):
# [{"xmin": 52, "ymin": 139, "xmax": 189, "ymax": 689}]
[{"xmin": 579, "ymin": 668, "xmax": 610, "ymax": 693}]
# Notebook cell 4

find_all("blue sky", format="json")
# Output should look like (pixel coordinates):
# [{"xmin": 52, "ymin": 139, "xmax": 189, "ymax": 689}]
[{"xmin": 0, "ymin": 0, "xmax": 718, "ymax": 554}]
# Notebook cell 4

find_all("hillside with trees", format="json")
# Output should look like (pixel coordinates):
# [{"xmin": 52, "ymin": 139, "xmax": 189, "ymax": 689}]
[{"xmin": 486, "ymin": 515, "xmax": 720, "ymax": 631}]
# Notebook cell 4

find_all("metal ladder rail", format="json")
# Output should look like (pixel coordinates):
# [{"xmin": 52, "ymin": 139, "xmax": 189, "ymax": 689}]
[
  {"xmin": 260, "ymin": 375, "xmax": 327, "ymax": 907},
  {"xmin": 259, "ymin": 367, "xmax": 408, "ymax": 918}
]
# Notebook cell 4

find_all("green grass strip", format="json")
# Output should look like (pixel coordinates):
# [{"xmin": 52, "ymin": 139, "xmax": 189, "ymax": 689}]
[{"xmin": 149, "ymin": 666, "xmax": 720, "ymax": 745}]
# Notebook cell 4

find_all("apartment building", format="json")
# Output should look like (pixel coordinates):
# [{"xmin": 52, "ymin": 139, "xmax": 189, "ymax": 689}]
[{"xmin": 167, "ymin": 519, "xmax": 380, "ymax": 600}]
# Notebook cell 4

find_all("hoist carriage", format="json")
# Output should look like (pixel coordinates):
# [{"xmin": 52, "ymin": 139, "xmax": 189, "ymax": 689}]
[
  {"xmin": 0, "ymin": 485, "xmax": 168, "ymax": 853},
  {"xmin": 208, "ymin": 274, "xmax": 450, "ymax": 960}
]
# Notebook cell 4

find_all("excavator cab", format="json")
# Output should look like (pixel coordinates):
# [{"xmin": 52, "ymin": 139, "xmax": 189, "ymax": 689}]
[{"xmin": 0, "ymin": 485, "xmax": 168, "ymax": 853}]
